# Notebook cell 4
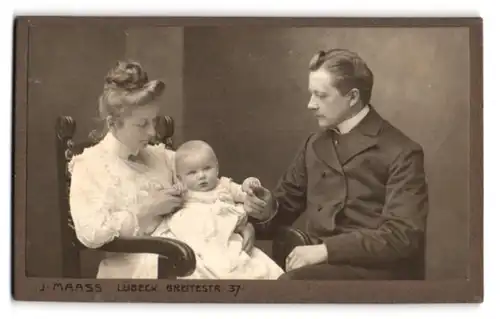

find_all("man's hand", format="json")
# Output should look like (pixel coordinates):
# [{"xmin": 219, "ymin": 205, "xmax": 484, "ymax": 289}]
[
  {"xmin": 286, "ymin": 244, "xmax": 328, "ymax": 271},
  {"xmin": 243, "ymin": 186, "xmax": 275, "ymax": 221}
]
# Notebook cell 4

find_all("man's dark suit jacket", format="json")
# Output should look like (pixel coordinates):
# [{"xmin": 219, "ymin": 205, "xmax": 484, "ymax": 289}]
[{"xmin": 268, "ymin": 106, "xmax": 429, "ymax": 278}]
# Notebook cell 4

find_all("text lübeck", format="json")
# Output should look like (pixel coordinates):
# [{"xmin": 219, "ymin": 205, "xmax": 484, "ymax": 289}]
[{"xmin": 117, "ymin": 283, "xmax": 158, "ymax": 292}]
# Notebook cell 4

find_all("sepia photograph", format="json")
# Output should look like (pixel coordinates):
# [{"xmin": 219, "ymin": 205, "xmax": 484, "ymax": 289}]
[{"xmin": 12, "ymin": 16, "xmax": 483, "ymax": 303}]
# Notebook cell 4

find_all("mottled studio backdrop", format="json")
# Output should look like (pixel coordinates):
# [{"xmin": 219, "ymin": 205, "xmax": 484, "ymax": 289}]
[{"xmin": 25, "ymin": 25, "xmax": 470, "ymax": 280}]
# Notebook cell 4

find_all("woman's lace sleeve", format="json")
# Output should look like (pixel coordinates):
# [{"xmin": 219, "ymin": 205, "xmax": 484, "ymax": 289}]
[{"xmin": 68, "ymin": 156, "xmax": 140, "ymax": 249}]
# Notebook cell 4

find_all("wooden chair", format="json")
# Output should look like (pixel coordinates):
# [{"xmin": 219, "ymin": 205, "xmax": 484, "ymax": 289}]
[{"xmin": 55, "ymin": 115, "xmax": 196, "ymax": 279}]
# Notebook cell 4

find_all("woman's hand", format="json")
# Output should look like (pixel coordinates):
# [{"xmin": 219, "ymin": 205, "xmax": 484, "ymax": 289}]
[{"xmin": 139, "ymin": 184, "xmax": 185, "ymax": 219}]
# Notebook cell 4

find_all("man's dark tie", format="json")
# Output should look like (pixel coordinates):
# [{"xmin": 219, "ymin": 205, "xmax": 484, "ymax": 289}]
[{"xmin": 328, "ymin": 128, "xmax": 340, "ymax": 146}]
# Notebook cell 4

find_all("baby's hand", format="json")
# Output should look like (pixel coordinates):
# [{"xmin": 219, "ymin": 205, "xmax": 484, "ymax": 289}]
[
  {"xmin": 218, "ymin": 192, "xmax": 234, "ymax": 203},
  {"xmin": 170, "ymin": 182, "xmax": 187, "ymax": 197},
  {"xmin": 237, "ymin": 214, "xmax": 248, "ymax": 228},
  {"xmin": 241, "ymin": 177, "xmax": 262, "ymax": 195},
  {"xmin": 234, "ymin": 214, "xmax": 249, "ymax": 234}
]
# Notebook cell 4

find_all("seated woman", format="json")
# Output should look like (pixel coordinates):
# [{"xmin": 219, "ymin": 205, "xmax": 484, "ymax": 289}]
[{"xmin": 68, "ymin": 60, "xmax": 272, "ymax": 279}]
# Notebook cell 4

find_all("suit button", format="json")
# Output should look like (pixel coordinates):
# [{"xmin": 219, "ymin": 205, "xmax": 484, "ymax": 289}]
[
  {"xmin": 318, "ymin": 205, "xmax": 323, "ymax": 211},
  {"xmin": 321, "ymin": 171, "xmax": 327, "ymax": 178}
]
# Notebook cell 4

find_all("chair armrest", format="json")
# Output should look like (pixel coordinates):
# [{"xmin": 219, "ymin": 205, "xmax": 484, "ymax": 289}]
[
  {"xmin": 251, "ymin": 220, "xmax": 276, "ymax": 240},
  {"xmin": 97, "ymin": 236, "xmax": 196, "ymax": 278},
  {"xmin": 271, "ymin": 226, "xmax": 314, "ymax": 269}
]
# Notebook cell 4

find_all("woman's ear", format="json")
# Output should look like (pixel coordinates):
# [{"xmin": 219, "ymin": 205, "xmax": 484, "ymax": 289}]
[
  {"xmin": 107, "ymin": 115, "xmax": 125, "ymax": 129},
  {"xmin": 106, "ymin": 115, "xmax": 114, "ymax": 127}
]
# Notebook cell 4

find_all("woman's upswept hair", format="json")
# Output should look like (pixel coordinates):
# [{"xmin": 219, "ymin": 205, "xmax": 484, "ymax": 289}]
[{"xmin": 90, "ymin": 60, "xmax": 166, "ymax": 141}]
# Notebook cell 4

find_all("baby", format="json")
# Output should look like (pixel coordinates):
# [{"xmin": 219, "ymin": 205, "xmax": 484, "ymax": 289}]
[{"xmin": 155, "ymin": 140, "xmax": 283, "ymax": 279}]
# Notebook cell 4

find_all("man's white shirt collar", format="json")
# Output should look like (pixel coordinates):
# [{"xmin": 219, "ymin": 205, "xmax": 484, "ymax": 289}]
[{"xmin": 336, "ymin": 105, "xmax": 370, "ymax": 134}]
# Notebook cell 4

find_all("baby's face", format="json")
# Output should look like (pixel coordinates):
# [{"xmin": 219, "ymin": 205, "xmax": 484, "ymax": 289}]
[{"xmin": 177, "ymin": 150, "xmax": 219, "ymax": 192}]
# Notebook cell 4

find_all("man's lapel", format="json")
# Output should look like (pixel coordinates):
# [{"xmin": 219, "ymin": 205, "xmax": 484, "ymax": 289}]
[
  {"xmin": 312, "ymin": 131, "xmax": 343, "ymax": 172},
  {"xmin": 338, "ymin": 107, "xmax": 384, "ymax": 165},
  {"xmin": 311, "ymin": 107, "xmax": 384, "ymax": 171}
]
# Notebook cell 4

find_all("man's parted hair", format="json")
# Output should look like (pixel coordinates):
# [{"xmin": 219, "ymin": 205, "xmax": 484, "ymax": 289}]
[{"xmin": 309, "ymin": 48, "xmax": 374, "ymax": 105}]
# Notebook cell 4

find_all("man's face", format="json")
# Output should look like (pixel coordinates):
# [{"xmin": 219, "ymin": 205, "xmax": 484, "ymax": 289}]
[{"xmin": 307, "ymin": 69, "xmax": 353, "ymax": 129}]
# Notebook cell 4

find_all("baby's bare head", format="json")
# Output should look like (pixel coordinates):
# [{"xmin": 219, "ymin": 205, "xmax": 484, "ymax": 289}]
[
  {"xmin": 175, "ymin": 140, "xmax": 217, "ymax": 167},
  {"xmin": 175, "ymin": 140, "xmax": 219, "ymax": 191}
]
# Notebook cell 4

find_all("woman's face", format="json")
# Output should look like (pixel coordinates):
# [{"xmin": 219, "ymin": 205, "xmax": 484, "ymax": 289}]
[{"xmin": 113, "ymin": 104, "xmax": 160, "ymax": 153}]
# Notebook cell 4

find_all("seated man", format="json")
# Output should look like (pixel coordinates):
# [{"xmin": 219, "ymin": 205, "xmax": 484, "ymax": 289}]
[{"xmin": 246, "ymin": 48, "xmax": 429, "ymax": 280}]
